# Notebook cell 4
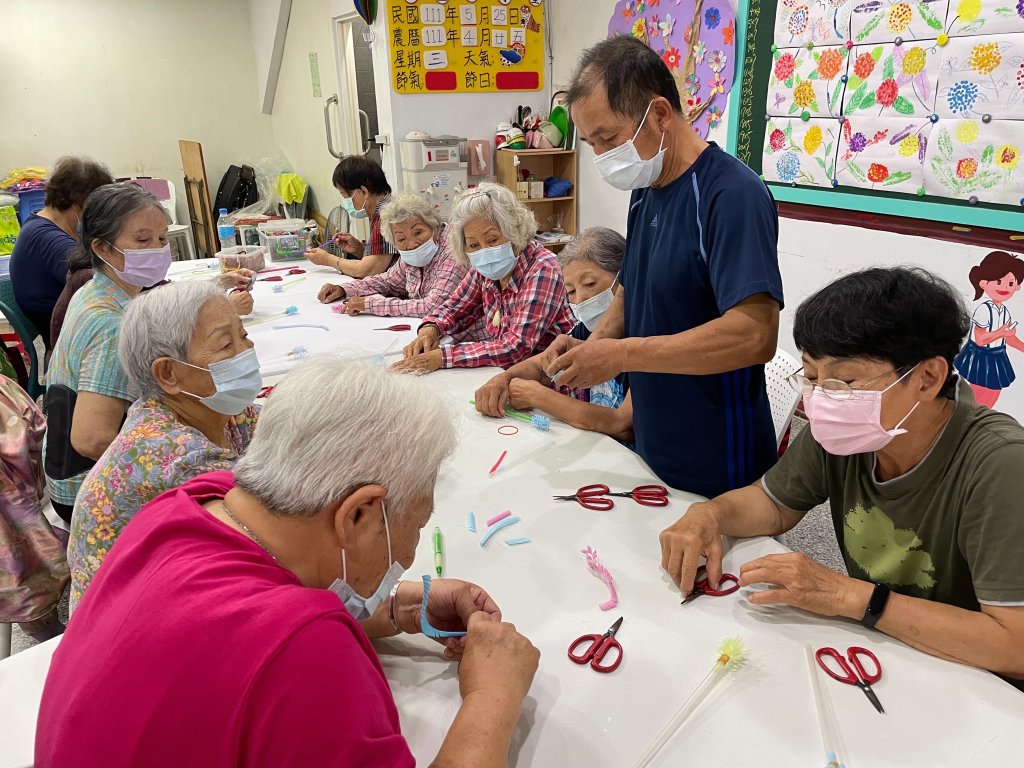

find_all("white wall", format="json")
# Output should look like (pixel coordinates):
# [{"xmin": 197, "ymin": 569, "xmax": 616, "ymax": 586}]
[
  {"xmin": 0, "ymin": 0, "xmax": 279, "ymax": 225},
  {"xmin": 247, "ymin": 0, "xmax": 293, "ymax": 114}
]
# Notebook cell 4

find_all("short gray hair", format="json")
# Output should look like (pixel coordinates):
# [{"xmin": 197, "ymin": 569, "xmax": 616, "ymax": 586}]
[
  {"xmin": 118, "ymin": 280, "xmax": 226, "ymax": 399},
  {"xmin": 557, "ymin": 227, "xmax": 626, "ymax": 275},
  {"xmin": 78, "ymin": 183, "xmax": 169, "ymax": 271},
  {"xmin": 234, "ymin": 356, "xmax": 457, "ymax": 517},
  {"xmin": 378, "ymin": 192, "xmax": 442, "ymax": 246},
  {"xmin": 447, "ymin": 182, "xmax": 537, "ymax": 265}
]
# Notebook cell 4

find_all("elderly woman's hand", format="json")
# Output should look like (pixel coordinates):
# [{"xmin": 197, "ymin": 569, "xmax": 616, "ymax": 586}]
[
  {"xmin": 391, "ymin": 349, "xmax": 443, "ymax": 375},
  {"xmin": 344, "ymin": 296, "xmax": 366, "ymax": 316},
  {"xmin": 459, "ymin": 612, "xmax": 540, "ymax": 704},
  {"xmin": 333, "ymin": 232, "xmax": 365, "ymax": 256},
  {"xmin": 508, "ymin": 378, "xmax": 545, "ymax": 410},
  {"xmin": 305, "ymin": 248, "xmax": 337, "ymax": 268},
  {"xmin": 404, "ymin": 326, "xmax": 441, "ymax": 358},
  {"xmin": 474, "ymin": 373, "xmax": 512, "ymax": 417},
  {"xmin": 318, "ymin": 283, "xmax": 346, "ymax": 304},
  {"xmin": 228, "ymin": 290, "xmax": 254, "ymax": 317},
  {"xmin": 217, "ymin": 268, "xmax": 256, "ymax": 291},
  {"xmin": 410, "ymin": 578, "xmax": 501, "ymax": 659}
]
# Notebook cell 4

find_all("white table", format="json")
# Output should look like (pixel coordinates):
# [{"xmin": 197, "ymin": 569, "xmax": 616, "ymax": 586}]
[{"xmin": 2, "ymin": 265, "xmax": 1022, "ymax": 768}]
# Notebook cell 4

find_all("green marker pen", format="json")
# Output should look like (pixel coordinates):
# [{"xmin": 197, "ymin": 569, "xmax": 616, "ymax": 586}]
[{"xmin": 432, "ymin": 526, "xmax": 444, "ymax": 576}]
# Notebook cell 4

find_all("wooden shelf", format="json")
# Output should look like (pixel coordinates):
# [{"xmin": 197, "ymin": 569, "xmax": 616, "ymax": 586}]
[
  {"xmin": 498, "ymin": 149, "xmax": 575, "ymax": 156},
  {"xmin": 521, "ymin": 195, "xmax": 575, "ymax": 203},
  {"xmin": 496, "ymin": 148, "xmax": 577, "ymax": 243}
]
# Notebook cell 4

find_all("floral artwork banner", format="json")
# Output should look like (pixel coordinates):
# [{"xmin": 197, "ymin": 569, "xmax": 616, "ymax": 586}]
[
  {"xmin": 851, "ymin": 0, "xmax": 950, "ymax": 46},
  {"xmin": 608, "ymin": 0, "xmax": 736, "ymax": 137},
  {"xmin": 768, "ymin": 45, "xmax": 850, "ymax": 117},
  {"xmin": 834, "ymin": 115, "xmax": 934, "ymax": 191},
  {"xmin": 775, "ymin": 0, "xmax": 855, "ymax": 47},
  {"xmin": 842, "ymin": 42, "xmax": 940, "ymax": 115},
  {"xmin": 924, "ymin": 117, "xmax": 1024, "ymax": 202},
  {"xmin": 945, "ymin": 0, "xmax": 1024, "ymax": 37},
  {"xmin": 762, "ymin": 117, "xmax": 840, "ymax": 184},
  {"xmin": 934, "ymin": 35, "xmax": 1024, "ymax": 118}
]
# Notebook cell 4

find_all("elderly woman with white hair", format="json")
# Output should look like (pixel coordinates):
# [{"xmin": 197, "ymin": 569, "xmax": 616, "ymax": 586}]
[
  {"xmin": 475, "ymin": 226, "xmax": 633, "ymax": 441},
  {"xmin": 316, "ymin": 193, "xmax": 479, "ymax": 335},
  {"xmin": 394, "ymin": 182, "xmax": 574, "ymax": 374},
  {"xmin": 66, "ymin": 280, "xmax": 261, "ymax": 612},
  {"xmin": 39, "ymin": 358, "xmax": 540, "ymax": 768}
]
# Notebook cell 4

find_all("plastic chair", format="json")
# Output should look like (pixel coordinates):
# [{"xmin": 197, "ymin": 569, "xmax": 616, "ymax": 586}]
[
  {"xmin": 0, "ymin": 282, "xmax": 43, "ymax": 400},
  {"xmin": 765, "ymin": 348, "xmax": 801, "ymax": 448}
]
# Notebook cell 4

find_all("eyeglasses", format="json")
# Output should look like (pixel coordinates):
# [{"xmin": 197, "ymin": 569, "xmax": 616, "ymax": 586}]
[{"xmin": 788, "ymin": 367, "xmax": 898, "ymax": 401}]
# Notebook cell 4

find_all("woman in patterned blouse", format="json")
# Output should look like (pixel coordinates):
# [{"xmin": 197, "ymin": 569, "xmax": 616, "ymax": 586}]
[{"xmin": 67, "ymin": 280, "xmax": 261, "ymax": 612}]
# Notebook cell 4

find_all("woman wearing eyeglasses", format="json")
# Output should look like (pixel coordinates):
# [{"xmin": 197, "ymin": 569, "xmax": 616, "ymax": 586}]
[{"xmin": 659, "ymin": 267, "xmax": 1024, "ymax": 687}]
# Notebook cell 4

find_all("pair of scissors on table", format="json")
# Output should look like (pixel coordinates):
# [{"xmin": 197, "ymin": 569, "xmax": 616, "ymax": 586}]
[
  {"xmin": 568, "ymin": 617, "xmax": 624, "ymax": 673},
  {"xmin": 815, "ymin": 646, "xmax": 885, "ymax": 714},
  {"xmin": 553, "ymin": 484, "xmax": 669, "ymax": 511},
  {"xmin": 374, "ymin": 324, "xmax": 412, "ymax": 331},
  {"xmin": 680, "ymin": 565, "xmax": 740, "ymax": 604},
  {"xmin": 259, "ymin": 268, "xmax": 306, "ymax": 282}
]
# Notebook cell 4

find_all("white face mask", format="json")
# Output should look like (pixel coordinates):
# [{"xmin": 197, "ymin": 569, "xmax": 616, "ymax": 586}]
[
  {"xmin": 398, "ymin": 236, "xmax": 439, "ymax": 268},
  {"xmin": 329, "ymin": 501, "xmax": 407, "ymax": 621},
  {"xmin": 570, "ymin": 286, "xmax": 615, "ymax": 332},
  {"xmin": 593, "ymin": 100, "xmax": 666, "ymax": 191}
]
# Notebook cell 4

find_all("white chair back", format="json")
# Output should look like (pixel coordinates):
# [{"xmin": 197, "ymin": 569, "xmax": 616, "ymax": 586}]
[{"xmin": 765, "ymin": 348, "xmax": 801, "ymax": 447}]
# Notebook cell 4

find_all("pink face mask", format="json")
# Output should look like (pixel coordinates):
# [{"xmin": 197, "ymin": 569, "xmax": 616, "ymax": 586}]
[{"xmin": 802, "ymin": 365, "xmax": 920, "ymax": 455}]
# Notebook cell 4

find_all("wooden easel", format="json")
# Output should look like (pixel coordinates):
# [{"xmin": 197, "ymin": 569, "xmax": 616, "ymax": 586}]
[{"xmin": 178, "ymin": 140, "xmax": 217, "ymax": 258}]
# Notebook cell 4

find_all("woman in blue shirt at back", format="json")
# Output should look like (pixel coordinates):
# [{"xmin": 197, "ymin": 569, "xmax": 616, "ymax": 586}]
[{"xmin": 10, "ymin": 157, "xmax": 113, "ymax": 347}]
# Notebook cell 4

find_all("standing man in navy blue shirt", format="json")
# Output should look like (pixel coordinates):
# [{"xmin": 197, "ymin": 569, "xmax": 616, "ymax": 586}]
[{"xmin": 548, "ymin": 37, "xmax": 784, "ymax": 505}]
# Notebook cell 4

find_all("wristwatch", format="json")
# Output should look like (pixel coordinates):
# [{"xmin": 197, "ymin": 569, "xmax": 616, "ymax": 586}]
[{"xmin": 861, "ymin": 582, "xmax": 891, "ymax": 629}]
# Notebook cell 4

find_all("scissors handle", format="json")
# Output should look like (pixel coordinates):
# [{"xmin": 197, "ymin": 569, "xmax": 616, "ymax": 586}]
[
  {"xmin": 701, "ymin": 571, "xmax": 740, "ymax": 596},
  {"xmin": 846, "ymin": 646, "xmax": 882, "ymax": 684},
  {"xmin": 631, "ymin": 484, "xmax": 670, "ymax": 507},
  {"xmin": 577, "ymin": 484, "xmax": 614, "ymax": 511},
  {"xmin": 589, "ymin": 637, "xmax": 623, "ymax": 673},
  {"xmin": 568, "ymin": 633, "xmax": 603, "ymax": 664},
  {"xmin": 815, "ymin": 647, "xmax": 859, "ymax": 686}
]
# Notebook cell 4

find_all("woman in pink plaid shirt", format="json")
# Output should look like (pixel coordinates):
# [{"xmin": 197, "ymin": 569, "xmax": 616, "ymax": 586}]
[
  {"xmin": 317, "ymin": 193, "xmax": 483, "ymax": 343},
  {"xmin": 394, "ymin": 183, "xmax": 574, "ymax": 374}
]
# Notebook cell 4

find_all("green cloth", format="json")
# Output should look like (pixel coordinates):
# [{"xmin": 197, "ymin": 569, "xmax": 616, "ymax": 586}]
[
  {"xmin": 763, "ymin": 380, "xmax": 1024, "ymax": 610},
  {"xmin": 275, "ymin": 173, "xmax": 308, "ymax": 204}
]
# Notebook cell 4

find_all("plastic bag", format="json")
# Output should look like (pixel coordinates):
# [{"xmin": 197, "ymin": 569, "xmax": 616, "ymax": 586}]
[
  {"xmin": 0, "ymin": 206, "xmax": 19, "ymax": 256},
  {"xmin": 227, "ymin": 154, "xmax": 293, "ymax": 222}
]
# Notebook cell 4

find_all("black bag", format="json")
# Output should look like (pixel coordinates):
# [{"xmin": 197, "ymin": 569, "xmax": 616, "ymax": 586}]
[
  {"xmin": 213, "ymin": 164, "xmax": 258, "ymax": 217},
  {"xmin": 42, "ymin": 385, "xmax": 97, "ymax": 480}
]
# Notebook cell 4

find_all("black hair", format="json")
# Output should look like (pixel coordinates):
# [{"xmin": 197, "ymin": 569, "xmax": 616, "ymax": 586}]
[
  {"xmin": 966, "ymin": 250, "xmax": 1024, "ymax": 300},
  {"xmin": 566, "ymin": 35, "xmax": 683, "ymax": 119},
  {"xmin": 44, "ymin": 156, "xmax": 115, "ymax": 211},
  {"xmin": 793, "ymin": 267, "xmax": 970, "ymax": 398},
  {"xmin": 332, "ymin": 156, "xmax": 392, "ymax": 196},
  {"xmin": 73, "ymin": 183, "xmax": 167, "ymax": 271}
]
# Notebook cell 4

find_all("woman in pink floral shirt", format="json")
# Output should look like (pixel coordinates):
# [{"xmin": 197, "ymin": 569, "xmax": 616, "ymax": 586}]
[{"xmin": 68, "ymin": 281, "xmax": 261, "ymax": 612}]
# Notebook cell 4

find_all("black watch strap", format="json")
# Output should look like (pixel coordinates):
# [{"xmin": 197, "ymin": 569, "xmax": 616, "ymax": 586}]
[{"xmin": 861, "ymin": 582, "xmax": 891, "ymax": 629}]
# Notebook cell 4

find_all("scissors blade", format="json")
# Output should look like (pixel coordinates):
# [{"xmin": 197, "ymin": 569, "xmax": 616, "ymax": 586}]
[
  {"xmin": 680, "ymin": 589, "xmax": 703, "ymax": 605},
  {"xmin": 605, "ymin": 617, "xmax": 624, "ymax": 637},
  {"xmin": 862, "ymin": 684, "xmax": 885, "ymax": 714}
]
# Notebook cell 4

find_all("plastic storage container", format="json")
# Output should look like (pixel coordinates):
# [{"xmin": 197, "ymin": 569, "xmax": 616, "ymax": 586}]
[
  {"xmin": 257, "ymin": 219, "xmax": 310, "ymax": 262},
  {"xmin": 216, "ymin": 245, "xmax": 266, "ymax": 272}
]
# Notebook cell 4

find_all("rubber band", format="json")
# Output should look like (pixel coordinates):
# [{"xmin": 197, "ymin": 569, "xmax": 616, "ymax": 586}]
[
  {"xmin": 271, "ymin": 323, "xmax": 329, "ymax": 331},
  {"xmin": 467, "ymin": 512, "xmax": 476, "ymax": 533},
  {"xmin": 488, "ymin": 450, "xmax": 508, "ymax": 476},
  {"xmin": 420, "ymin": 575, "xmax": 468, "ymax": 638},
  {"xmin": 479, "ymin": 515, "xmax": 520, "ymax": 546},
  {"xmin": 505, "ymin": 537, "xmax": 531, "ymax": 546},
  {"xmin": 497, "ymin": 425, "xmax": 519, "ymax": 436},
  {"xmin": 486, "ymin": 510, "xmax": 512, "ymax": 527}
]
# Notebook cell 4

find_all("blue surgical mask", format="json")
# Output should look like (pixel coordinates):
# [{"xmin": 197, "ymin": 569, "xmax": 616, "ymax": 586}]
[
  {"xmin": 571, "ymin": 286, "xmax": 615, "ymax": 332},
  {"xmin": 469, "ymin": 241, "xmax": 517, "ymax": 280},
  {"xmin": 179, "ymin": 347, "xmax": 262, "ymax": 415},
  {"xmin": 342, "ymin": 193, "xmax": 369, "ymax": 220},
  {"xmin": 399, "ymin": 237, "xmax": 439, "ymax": 268},
  {"xmin": 329, "ymin": 501, "xmax": 407, "ymax": 620}
]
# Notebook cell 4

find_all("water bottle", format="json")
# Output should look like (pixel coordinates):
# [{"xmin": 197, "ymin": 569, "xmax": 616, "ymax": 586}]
[{"xmin": 216, "ymin": 208, "xmax": 235, "ymax": 251}]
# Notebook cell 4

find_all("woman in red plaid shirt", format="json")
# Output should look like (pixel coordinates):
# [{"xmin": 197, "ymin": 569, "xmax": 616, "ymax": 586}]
[
  {"xmin": 316, "ymin": 193, "xmax": 483, "ymax": 342},
  {"xmin": 394, "ymin": 183, "xmax": 574, "ymax": 374}
]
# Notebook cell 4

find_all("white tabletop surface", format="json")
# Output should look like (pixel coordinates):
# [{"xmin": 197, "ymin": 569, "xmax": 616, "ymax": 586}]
[{"xmin": 2, "ymin": 259, "xmax": 1022, "ymax": 768}]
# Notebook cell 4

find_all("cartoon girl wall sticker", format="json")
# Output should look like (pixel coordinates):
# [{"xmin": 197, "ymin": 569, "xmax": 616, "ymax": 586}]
[{"xmin": 954, "ymin": 251, "xmax": 1024, "ymax": 409}]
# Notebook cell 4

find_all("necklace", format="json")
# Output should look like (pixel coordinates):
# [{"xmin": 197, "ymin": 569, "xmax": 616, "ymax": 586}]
[{"xmin": 222, "ymin": 502, "xmax": 278, "ymax": 562}]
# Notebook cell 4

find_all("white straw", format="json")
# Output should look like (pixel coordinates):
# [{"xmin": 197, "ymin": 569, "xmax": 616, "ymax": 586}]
[
  {"xmin": 805, "ymin": 644, "xmax": 850, "ymax": 768},
  {"xmin": 632, "ymin": 665, "xmax": 722, "ymax": 768}
]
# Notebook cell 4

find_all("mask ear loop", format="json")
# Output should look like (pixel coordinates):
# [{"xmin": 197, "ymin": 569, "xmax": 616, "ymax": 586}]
[
  {"xmin": 341, "ymin": 500, "xmax": 393, "ymax": 584},
  {"xmin": 884, "ymin": 363, "xmax": 922, "ymax": 432}
]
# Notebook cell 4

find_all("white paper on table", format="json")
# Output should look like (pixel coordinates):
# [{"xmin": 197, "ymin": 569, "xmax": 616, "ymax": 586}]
[
  {"xmin": 767, "ymin": 45, "xmax": 851, "ymax": 118},
  {"xmin": 923, "ymin": 117, "xmax": 1024, "ymax": 203},
  {"xmin": 834, "ymin": 114, "xmax": 935, "ymax": 191},
  {"xmin": 842, "ymin": 42, "xmax": 941, "ymax": 116},
  {"xmin": 774, "ymin": 0, "xmax": 856, "ymax": 47},
  {"xmin": 850, "ymin": 0, "xmax": 951, "ymax": 45},
  {"xmin": 763, "ymin": 117, "xmax": 843, "ymax": 185},
  {"xmin": 946, "ymin": 0, "xmax": 1024, "ymax": 37},
  {"xmin": 934, "ymin": 34, "xmax": 1024, "ymax": 118}
]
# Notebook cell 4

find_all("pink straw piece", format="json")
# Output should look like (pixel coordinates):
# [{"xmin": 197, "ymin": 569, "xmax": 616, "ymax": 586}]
[
  {"xmin": 488, "ymin": 450, "xmax": 508, "ymax": 476},
  {"xmin": 581, "ymin": 546, "xmax": 619, "ymax": 611},
  {"xmin": 486, "ymin": 510, "xmax": 512, "ymax": 527}
]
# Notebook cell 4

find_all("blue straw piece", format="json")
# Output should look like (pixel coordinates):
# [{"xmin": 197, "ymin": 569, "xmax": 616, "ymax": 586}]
[
  {"xmin": 420, "ymin": 575, "xmax": 467, "ymax": 638},
  {"xmin": 467, "ymin": 512, "xmax": 477, "ymax": 533},
  {"xmin": 479, "ymin": 515, "xmax": 520, "ymax": 547},
  {"xmin": 505, "ymin": 537, "xmax": 532, "ymax": 546}
]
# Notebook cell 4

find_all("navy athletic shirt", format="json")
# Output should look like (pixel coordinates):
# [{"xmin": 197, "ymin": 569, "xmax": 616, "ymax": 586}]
[
  {"xmin": 10, "ymin": 214, "xmax": 75, "ymax": 313},
  {"xmin": 622, "ymin": 143, "xmax": 784, "ymax": 498}
]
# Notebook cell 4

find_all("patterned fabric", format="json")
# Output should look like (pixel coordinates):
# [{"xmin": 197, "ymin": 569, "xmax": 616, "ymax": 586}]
[
  {"xmin": 368, "ymin": 193, "xmax": 397, "ymax": 260},
  {"xmin": 68, "ymin": 397, "xmax": 259, "ymax": 612},
  {"xmin": 423, "ymin": 239, "xmax": 575, "ymax": 369},
  {"xmin": 342, "ymin": 226, "xmax": 484, "ymax": 336},
  {"xmin": 44, "ymin": 270, "xmax": 135, "ymax": 506},
  {"xmin": 0, "ymin": 376, "xmax": 69, "ymax": 622}
]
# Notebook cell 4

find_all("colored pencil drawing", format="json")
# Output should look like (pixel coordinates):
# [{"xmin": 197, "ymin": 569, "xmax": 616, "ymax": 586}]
[
  {"xmin": 924, "ymin": 119, "xmax": 1023, "ymax": 203},
  {"xmin": 843, "ymin": 43, "xmax": 939, "ymax": 115},
  {"xmin": 935, "ymin": 35, "xmax": 1024, "ymax": 118},
  {"xmin": 851, "ymin": 0, "xmax": 950, "ymax": 45},
  {"xmin": 768, "ymin": 45, "xmax": 850, "ymax": 117},
  {"xmin": 945, "ymin": 0, "xmax": 1024, "ymax": 37},
  {"xmin": 774, "ymin": 0, "xmax": 856, "ymax": 46},
  {"xmin": 835, "ymin": 116, "xmax": 932, "ymax": 191},
  {"xmin": 763, "ymin": 118, "xmax": 840, "ymax": 185}
]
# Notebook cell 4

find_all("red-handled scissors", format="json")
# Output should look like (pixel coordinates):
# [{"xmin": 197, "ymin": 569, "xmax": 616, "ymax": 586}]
[
  {"xmin": 815, "ymin": 646, "xmax": 885, "ymax": 714},
  {"xmin": 259, "ymin": 268, "xmax": 305, "ymax": 282},
  {"xmin": 553, "ymin": 484, "xmax": 669, "ymax": 510},
  {"xmin": 374, "ymin": 324, "xmax": 413, "ymax": 331},
  {"xmin": 568, "ymin": 617, "xmax": 624, "ymax": 673},
  {"xmin": 681, "ymin": 565, "xmax": 740, "ymax": 604}
]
